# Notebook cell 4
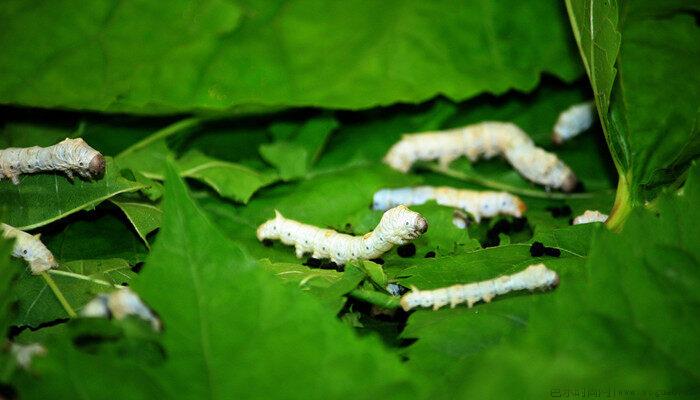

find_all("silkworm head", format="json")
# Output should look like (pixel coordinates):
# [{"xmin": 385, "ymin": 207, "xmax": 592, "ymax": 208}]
[
  {"xmin": 525, "ymin": 264, "xmax": 559, "ymax": 289},
  {"xmin": 382, "ymin": 205, "xmax": 428, "ymax": 241},
  {"xmin": 29, "ymin": 251, "xmax": 57, "ymax": 273},
  {"xmin": 88, "ymin": 154, "xmax": 106, "ymax": 178},
  {"xmin": 560, "ymin": 171, "xmax": 578, "ymax": 193},
  {"xmin": 400, "ymin": 292, "xmax": 421, "ymax": 311},
  {"xmin": 257, "ymin": 211, "xmax": 284, "ymax": 241},
  {"xmin": 495, "ymin": 193, "xmax": 527, "ymax": 217}
]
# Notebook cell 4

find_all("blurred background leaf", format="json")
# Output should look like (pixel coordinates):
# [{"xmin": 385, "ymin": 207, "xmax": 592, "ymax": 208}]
[{"xmin": 0, "ymin": 0, "xmax": 580, "ymax": 113}]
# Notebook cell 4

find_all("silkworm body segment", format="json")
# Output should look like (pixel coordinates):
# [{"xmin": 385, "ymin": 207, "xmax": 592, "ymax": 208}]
[
  {"xmin": 552, "ymin": 102, "xmax": 596, "ymax": 144},
  {"xmin": 372, "ymin": 186, "xmax": 526, "ymax": 223},
  {"xmin": 0, "ymin": 138, "xmax": 105, "ymax": 184},
  {"xmin": 82, "ymin": 288, "xmax": 161, "ymax": 331},
  {"xmin": 1, "ymin": 223, "xmax": 57, "ymax": 274},
  {"xmin": 383, "ymin": 122, "xmax": 577, "ymax": 191},
  {"xmin": 400, "ymin": 263, "xmax": 559, "ymax": 311},
  {"xmin": 572, "ymin": 210, "xmax": 608, "ymax": 225},
  {"xmin": 256, "ymin": 205, "xmax": 428, "ymax": 265},
  {"xmin": 10, "ymin": 343, "xmax": 46, "ymax": 370}
]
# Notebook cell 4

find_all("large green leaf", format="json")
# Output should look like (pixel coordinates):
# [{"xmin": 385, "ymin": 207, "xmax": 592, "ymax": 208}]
[
  {"xmin": 0, "ymin": 158, "xmax": 144, "ymax": 229},
  {"xmin": 0, "ymin": 0, "xmax": 580, "ymax": 113},
  {"xmin": 128, "ymin": 160, "xmax": 422, "ymax": 398},
  {"xmin": 10, "ymin": 319, "xmax": 168, "ymax": 399},
  {"xmin": 566, "ymin": 0, "xmax": 700, "ymax": 226},
  {"xmin": 400, "ymin": 163, "xmax": 700, "ymax": 398}
]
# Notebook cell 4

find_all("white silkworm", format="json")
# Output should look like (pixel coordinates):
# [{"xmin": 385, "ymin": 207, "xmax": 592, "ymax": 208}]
[
  {"xmin": 383, "ymin": 122, "xmax": 577, "ymax": 191},
  {"xmin": 0, "ymin": 138, "xmax": 105, "ymax": 184},
  {"xmin": 256, "ymin": 205, "xmax": 428, "ymax": 265},
  {"xmin": 572, "ymin": 210, "xmax": 608, "ymax": 225},
  {"xmin": 552, "ymin": 102, "xmax": 596, "ymax": 144},
  {"xmin": 10, "ymin": 342, "xmax": 46, "ymax": 370},
  {"xmin": 1, "ymin": 223, "xmax": 57, "ymax": 274},
  {"xmin": 82, "ymin": 288, "xmax": 161, "ymax": 331},
  {"xmin": 386, "ymin": 283, "xmax": 403, "ymax": 296},
  {"xmin": 400, "ymin": 263, "xmax": 559, "ymax": 311},
  {"xmin": 372, "ymin": 186, "xmax": 527, "ymax": 223}
]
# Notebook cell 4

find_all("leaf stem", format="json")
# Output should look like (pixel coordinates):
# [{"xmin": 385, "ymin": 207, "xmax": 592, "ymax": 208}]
[
  {"xmin": 48, "ymin": 269, "xmax": 125, "ymax": 288},
  {"xmin": 40, "ymin": 272, "xmax": 77, "ymax": 318},
  {"xmin": 117, "ymin": 117, "xmax": 204, "ymax": 157},
  {"xmin": 349, "ymin": 289, "xmax": 401, "ymax": 309},
  {"xmin": 606, "ymin": 173, "xmax": 633, "ymax": 232},
  {"xmin": 424, "ymin": 163, "xmax": 600, "ymax": 200}
]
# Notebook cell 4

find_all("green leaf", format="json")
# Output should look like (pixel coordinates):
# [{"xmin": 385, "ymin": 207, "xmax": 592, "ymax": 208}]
[
  {"xmin": 396, "ymin": 243, "xmax": 585, "ymax": 290},
  {"xmin": 565, "ymin": 0, "xmax": 620, "ymax": 117},
  {"xmin": 129, "ymin": 159, "xmax": 421, "ymax": 398},
  {"xmin": 110, "ymin": 195, "xmax": 162, "ymax": 248},
  {"xmin": 10, "ymin": 319, "xmax": 168, "ymax": 399},
  {"xmin": 0, "ymin": 158, "xmax": 144, "ymax": 230},
  {"xmin": 259, "ymin": 260, "xmax": 365, "ymax": 313},
  {"xmin": 566, "ymin": 1, "xmax": 700, "ymax": 225},
  {"xmin": 261, "ymin": 115, "xmax": 339, "ymax": 180},
  {"xmin": 259, "ymin": 142, "xmax": 308, "ymax": 181},
  {"xmin": 0, "ymin": 237, "xmax": 19, "ymax": 338},
  {"xmin": 0, "ymin": 0, "xmax": 580, "ymax": 113},
  {"xmin": 357, "ymin": 260, "xmax": 388, "ymax": 288},
  {"xmin": 14, "ymin": 259, "xmax": 132, "ymax": 327},
  {"xmin": 43, "ymin": 211, "xmax": 148, "ymax": 265},
  {"xmin": 408, "ymin": 202, "xmax": 481, "ymax": 256},
  {"xmin": 116, "ymin": 119, "xmax": 278, "ymax": 202},
  {"xmin": 115, "ymin": 118, "xmax": 203, "ymax": 179},
  {"xmin": 180, "ymin": 150, "xmax": 278, "ymax": 203}
]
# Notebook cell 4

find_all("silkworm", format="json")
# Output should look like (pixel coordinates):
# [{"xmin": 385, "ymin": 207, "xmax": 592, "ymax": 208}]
[
  {"xmin": 383, "ymin": 122, "xmax": 577, "ymax": 191},
  {"xmin": 82, "ymin": 288, "xmax": 161, "ymax": 331},
  {"xmin": 10, "ymin": 342, "xmax": 46, "ymax": 370},
  {"xmin": 552, "ymin": 102, "xmax": 596, "ymax": 144},
  {"xmin": 372, "ymin": 186, "xmax": 527, "ymax": 223},
  {"xmin": 256, "ymin": 205, "xmax": 428, "ymax": 265},
  {"xmin": 400, "ymin": 263, "xmax": 559, "ymax": 311},
  {"xmin": 1, "ymin": 223, "xmax": 57, "ymax": 274},
  {"xmin": 0, "ymin": 138, "xmax": 105, "ymax": 184},
  {"xmin": 572, "ymin": 210, "xmax": 608, "ymax": 225}
]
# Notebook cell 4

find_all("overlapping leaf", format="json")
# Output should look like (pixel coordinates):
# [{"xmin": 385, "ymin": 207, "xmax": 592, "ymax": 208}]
[
  {"xmin": 179, "ymin": 150, "xmax": 278, "ymax": 203},
  {"xmin": 110, "ymin": 195, "xmax": 162, "ymax": 247},
  {"xmin": 0, "ymin": 158, "xmax": 144, "ymax": 229},
  {"xmin": 566, "ymin": 0, "xmax": 700, "ymax": 223},
  {"xmin": 260, "ymin": 115, "xmax": 338, "ymax": 180}
]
